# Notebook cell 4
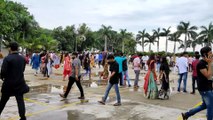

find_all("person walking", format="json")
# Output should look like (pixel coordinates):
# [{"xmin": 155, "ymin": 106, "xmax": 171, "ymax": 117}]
[
  {"xmin": 63, "ymin": 53, "xmax": 71, "ymax": 81},
  {"xmin": 30, "ymin": 51, "xmax": 40, "ymax": 76},
  {"xmin": 182, "ymin": 47, "xmax": 213, "ymax": 120},
  {"xmin": 98, "ymin": 54, "xmax": 121, "ymax": 106},
  {"xmin": 0, "ymin": 42, "xmax": 29, "ymax": 120},
  {"xmin": 115, "ymin": 52, "xmax": 126, "ymax": 86},
  {"xmin": 144, "ymin": 54, "xmax": 158, "ymax": 99},
  {"xmin": 176, "ymin": 52, "xmax": 189, "ymax": 93},
  {"xmin": 190, "ymin": 54, "xmax": 200, "ymax": 94},
  {"xmin": 158, "ymin": 57, "xmax": 170, "ymax": 99},
  {"xmin": 122, "ymin": 55, "xmax": 131, "ymax": 87},
  {"xmin": 59, "ymin": 52, "xmax": 85, "ymax": 99},
  {"xmin": 133, "ymin": 53, "xmax": 141, "ymax": 88}
]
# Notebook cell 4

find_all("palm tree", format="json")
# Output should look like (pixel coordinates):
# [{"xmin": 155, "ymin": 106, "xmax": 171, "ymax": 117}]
[
  {"xmin": 177, "ymin": 21, "xmax": 198, "ymax": 51},
  {"xmin": 136, "ymin": 29, "xmax": 146, "ymax": 52},
  {"xmin": 120, "ymin": 29, "xmax": 132, "ymax": 53},
  {"xmin": 100, "ymin": 25, "xmax": 112, "ymax": 51},
  {"xmin": 144, "ymin": 33, "xmax": 155, "ymax": 52},
  {"xmin": 153, "ymin": 28, "xmax": 161, "ymax": 52},
  {"xmin": 199, "ymin": 22, "xmax": 213, "ymax": 47},
  {"xmin": 161, "ymin": 27, "xmax": 171, "ymax": 53},
  {"xmin": 168, "ymin": 32, "xmax": 182, "ymax": 54}
]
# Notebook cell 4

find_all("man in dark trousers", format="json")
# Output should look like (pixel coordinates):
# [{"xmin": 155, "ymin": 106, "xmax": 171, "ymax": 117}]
[
  {"xmin": 98, "ymin": 54, "xmax": 121, "ymax": 106},
  {"xmin": 60, "ymin": 52, "xmax": 85, "ymax": 99},
  {"xmin": 0, "ymin": 42, "xmax": 29, "ymax": 120}
]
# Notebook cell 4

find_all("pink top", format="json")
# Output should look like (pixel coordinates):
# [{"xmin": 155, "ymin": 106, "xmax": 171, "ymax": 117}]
[
  {"xmin": 188, "ymin": 57, "xmax": 193, "ymax": 64},
  {"xmin": 133, "ymin": 57, "xmax": 141, "ymax": 70},
  {"xmin": 192, "ymin": 59, "xmax": 199, "ymax": 77}
]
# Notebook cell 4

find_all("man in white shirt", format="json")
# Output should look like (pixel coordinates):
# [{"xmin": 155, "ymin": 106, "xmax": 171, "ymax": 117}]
[
  {"xmin": 176, "ymin": 52, "xmax": 189, "ymax": 92},
  {"xmin": 133, "ymin": 54, "xmax": 142, "ymax": 88}
]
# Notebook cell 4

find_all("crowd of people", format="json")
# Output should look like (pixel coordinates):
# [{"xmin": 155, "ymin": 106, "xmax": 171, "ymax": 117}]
[{"xmin": 0, "ymin": 42, "xmax": 212, "ymax": 120}]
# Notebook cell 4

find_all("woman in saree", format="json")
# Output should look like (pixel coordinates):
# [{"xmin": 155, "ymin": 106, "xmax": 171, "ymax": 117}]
[{"xmin": 144, "ymin": 54, "xmax": 158, "ymax": 99}]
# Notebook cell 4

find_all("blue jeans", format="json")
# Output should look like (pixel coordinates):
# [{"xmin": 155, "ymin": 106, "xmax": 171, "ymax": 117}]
[
  {"xmin": 177, "ymin": 72, "xmax": 188, "ymax": 91},
  {"xmin": 134, "ymin": 70, "xmax": 140, "ymax": 86},
  {"xmin": 156, "ymin": 63, "xmax": 161, "ymax": 73},
  {"xmin": 123, "ymin": 70, "xmax": 131, "ymax": 86},
  {"xmin": 185, "ymin": 90, "xmax": 213, "ymax": 120},
  {"xmin": 103, "ymin": 83, "xmax": 121, "ymax": 103}
]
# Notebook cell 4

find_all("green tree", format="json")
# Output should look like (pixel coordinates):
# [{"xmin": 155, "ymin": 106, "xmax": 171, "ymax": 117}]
[
  {"xmin": 100, "ymin": 25, "xmax": 112, "ymax": 51},
  {"xmin": 136, "ymin": 29, "xmax": 146, "ymax": 52},
  {"xmin": 177, "ymin": 21, "xmax": 197, "ymax": 51},
  {"xmin": 153, "ymin": 28, "xmax": 161, "ymax": 52},
  {"xmin": 144, "ymin": 33, "xmax": 155, "ymax": 52},
  {"xmin": 119, "ymin": 29, "xmax": 132, "ymax": 53},
  {"xmin": 199, "ymin": 22, "xmax": 213, "ymax": 47},
  {"xmin": 168, "ymin": 32, "xmax": 182, "ymax": 54},
  {"xmin": 161, "ymin": 27, "xmax": 171, "ymax": 53}
]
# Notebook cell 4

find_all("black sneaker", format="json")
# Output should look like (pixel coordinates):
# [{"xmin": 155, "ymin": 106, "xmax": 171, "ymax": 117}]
[
  {"xmin": 181, "ymin": 113, "xmax": 188, "ymax": 120},
  {"xmin": 59, "ymin": 93, "xmax": 66, "ymax": 98},
  {"xmin": 113, "ymin": 102, "xmax": 121, "ymax": 106},
  {"xmin": 98, "ymin": 101, "xmax": 105, "ymax": 105},
  {"xmin": 78, "ymin": 96, "xmax": 85, "ymax": 99}
]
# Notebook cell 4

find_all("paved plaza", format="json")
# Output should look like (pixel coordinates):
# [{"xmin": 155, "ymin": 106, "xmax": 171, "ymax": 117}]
[{"xmin": 0, "ymin": 65, "xmax": 206, "ymax": 120}]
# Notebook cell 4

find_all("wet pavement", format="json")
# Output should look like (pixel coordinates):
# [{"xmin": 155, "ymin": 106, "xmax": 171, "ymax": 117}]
[{"xmin": 0, "ymin": 65, "xmax": 206, "ymax": 120}]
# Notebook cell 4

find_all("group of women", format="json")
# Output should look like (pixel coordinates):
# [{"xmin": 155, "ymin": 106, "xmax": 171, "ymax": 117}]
[{"xmin": 143, "ymin": 55, "xmax": 170, "ymax": 100}]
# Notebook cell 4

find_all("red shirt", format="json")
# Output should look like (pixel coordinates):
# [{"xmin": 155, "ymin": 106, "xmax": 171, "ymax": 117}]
[{"xmin": 192, "ymin": 59, "xmax": 199, "ymax": 77}]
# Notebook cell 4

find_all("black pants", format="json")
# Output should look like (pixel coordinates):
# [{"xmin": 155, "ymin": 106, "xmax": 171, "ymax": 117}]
[
  {"xmin": 192, "ymin": 76, "xmax": 197, "ymax": 93},
  {"xmin": 119, "ymin": 73, "xmax": 123, "ymax": 86},
  {"xmin": 0, "ymin": 94, "xmax": 26, "ymax": 120},
  {"xmin": 64, "ymin": 76, "xmax": 84, "ymax": 98}
]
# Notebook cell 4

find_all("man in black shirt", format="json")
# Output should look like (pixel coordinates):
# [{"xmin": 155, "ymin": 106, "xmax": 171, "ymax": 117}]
[
  {"xmin": 98, "ymin": 54, "xmax": 121, "ymax": 106},
  {"xmin": 182, "ymin": 46, "xmax": 213, "ymax": 120}
]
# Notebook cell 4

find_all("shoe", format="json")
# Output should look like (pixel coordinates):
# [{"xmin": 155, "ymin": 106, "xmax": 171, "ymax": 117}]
[
  {"xmin": 78, "ymin": 96, "xmax": 85, "ymax": 99},
  {"xmin": 59, "ymin": 93, "xmax": 66, "ymax": 98},
  {"xmin": 190, "ymin": 92, "xmax": 195, "ymax": 94},
  {"xmin": 113, "ymin": 102, "xmax": 121, "ymax": 106},
  {"xmin": 98, "ymin": 101, "xmax": 105, "ymax": 105},
  {"xmin": 134, "ymin": 86, "xmax": 139, "ymax": 88},
  {"xmin": 128, "ymin": 85, "xmax": 131, "ymax": 87},
  {"xmin": 181, "ymin": 113, "xmax": 188, "ymax": 120},
  {"xmin": 177, "ymin": 90, "xmax": 180, "ymax": 92},
  {"xmin": 183, "ymin": 91, "xmax": 188, "ymax": 93}
]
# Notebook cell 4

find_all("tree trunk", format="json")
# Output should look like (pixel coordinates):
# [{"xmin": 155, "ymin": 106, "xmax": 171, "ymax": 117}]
[
  {"xmin": 184, "ymin": 33, "xmax": 187, "ymax": 51},
  {"xmin": 104, "ymin": 35, "xmax": 107, "ymax": 52},
  {"xmin": 157, "ymin": 37, "xmax": 159, "ymax": 52},
  {"xmin": 122, "ymin": 39, "xmax": 124, "ymax": 53},
  {"xmin": 142, "ymin": 38, "xmax": 144, "ymax": 52},
  {"xmin": 174, "ymin": 41, "xmax": 176, "ymax": 54},
  {"xmin": 165, "ymin": 36, "xmax": 168, "ymax": 53},
  {"xmin": 149, "ymin": 43, "xmax": 151, "ymax": 52},
  {"xmin": 193, "ymin": 46, "xmax": 195, "ymax": 53}
]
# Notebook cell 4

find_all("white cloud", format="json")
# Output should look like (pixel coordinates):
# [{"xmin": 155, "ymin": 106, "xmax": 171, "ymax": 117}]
[{"xmin": 12, "ymin": 0, "xmax": 213, "ymax": 53}]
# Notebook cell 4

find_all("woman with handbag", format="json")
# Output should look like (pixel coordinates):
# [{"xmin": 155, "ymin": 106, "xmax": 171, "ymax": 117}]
[
  {"xmin": 144, "ymin": 54, "xmax": 158, "ymax": 99},
  {"xmin": 158, "ymin": 57, "xmax": 170, "ymax": 100}
]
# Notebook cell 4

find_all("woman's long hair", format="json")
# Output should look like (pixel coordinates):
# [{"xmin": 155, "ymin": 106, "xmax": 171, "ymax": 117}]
[
  {"xmin": 147, "ymin": 54, "xmax": 155, "ymax": 65},
  {"xmin": 161, "ymin": 57, "xmax": 170, "ymax": 74}
]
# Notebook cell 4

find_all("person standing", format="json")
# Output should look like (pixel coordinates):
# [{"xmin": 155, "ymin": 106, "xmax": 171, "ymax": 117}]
[
  {"xmin": 0, "ymin": 42, "xmax": 29, "ymax": 120},
  {"xmin": 98, "ymin": 54, "xmax": 121, "ymax": 106},
  {"xmin": 176, "ymin": 52, "xmax": 188, "ymax": 93},
  {"xmin": 60, "ymin": 52, "xmax": 85, "ymax": 99},
  {"xmin": 98, "ymin": 52, "xmax": 103, "ymax": 68},
  {"xmin": 63, "ymin": 53, "xmax": 71, "ymax": 81},
  {"xmin": 182, "ymin": 47, "xmax": 213, "ymax": 120},
  {"xmin": 31, "ymin": 51, "xmax": 40, "ymax": 76},
  {"xmin": 133, "ymin": 54, "xmax": 141, "ymax": 88},
  {"xmin": 190, "ymin": 54, "xmax": 200, "ymax": 94}
]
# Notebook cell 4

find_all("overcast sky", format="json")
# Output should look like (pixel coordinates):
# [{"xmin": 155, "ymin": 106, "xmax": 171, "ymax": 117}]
[{"xmin": 13, "ymin": 0, "xmax": 213, "ymax": 52}]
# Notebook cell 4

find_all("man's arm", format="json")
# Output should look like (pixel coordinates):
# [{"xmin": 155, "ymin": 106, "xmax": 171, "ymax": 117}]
[
  {"xmin": 75, "ymin": 61, "xmax": 79, "ymax": 80},
  {"xmin": 200, "ymin": 63, "xmax": 212, "ymax": 80},
  {"xmin": 1, "ymin": 59, "xmax": 8, "ymax": 81}
]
